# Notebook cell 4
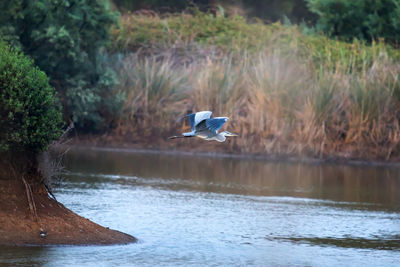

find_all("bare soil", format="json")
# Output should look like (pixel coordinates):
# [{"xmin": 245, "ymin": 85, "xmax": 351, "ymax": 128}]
[{"xmin": 0, "ymin": 178, "xmax": 136, "ymax": 246}]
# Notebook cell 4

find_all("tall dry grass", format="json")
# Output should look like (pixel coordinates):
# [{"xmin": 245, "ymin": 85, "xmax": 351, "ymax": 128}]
[
  {"xmin": 110, "ymin": 46, "xmax": 400, "ymax": 160},
  {"xmin": 107, "ymin": 12, "xmax": 400, "ymax": 161}
]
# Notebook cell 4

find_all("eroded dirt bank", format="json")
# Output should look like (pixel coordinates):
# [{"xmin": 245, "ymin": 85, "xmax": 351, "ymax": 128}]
[{"xmin": 0, "ymin": 179, "xmax": 136, "ymax": 246}]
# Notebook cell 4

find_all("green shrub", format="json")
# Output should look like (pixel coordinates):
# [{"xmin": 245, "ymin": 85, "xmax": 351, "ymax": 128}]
[
  {"xmin": 112, "ymin": 10, "xmax": 277, "ymax": 52},
  {"xmin": 113, "ymin": 11, "xmax": 400, "ymax": 74},
  {"xmin": 0, "ymin": 41, "xmax": 63, "ymax": 153},
  {"xmin": 0, "ymin": 0, "xmax": 120, "ymax": 131},
  {"xmin": 307, "ymin": 0, "xmax": 400, "ymax": 44}
]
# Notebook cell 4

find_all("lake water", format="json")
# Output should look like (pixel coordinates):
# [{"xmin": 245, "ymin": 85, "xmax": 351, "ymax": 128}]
[{"xmin": 1, "ymin": 147, "xmax": 400, "ymax": 266}]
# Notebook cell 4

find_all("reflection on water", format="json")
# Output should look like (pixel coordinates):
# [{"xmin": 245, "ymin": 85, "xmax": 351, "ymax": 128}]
[
  {"xmin": 0, "ymin": 246, "xmax": 47, "ymax": 266},
  {"xmin": 1, "ymin": 147, "xmax": 400, "ymax": 266},
  {"xmin": 63, "ymin": 147, "xmax": 400, "ymax": 209}
]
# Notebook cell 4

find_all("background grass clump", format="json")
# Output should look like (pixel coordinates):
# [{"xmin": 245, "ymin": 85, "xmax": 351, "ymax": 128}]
[{"xmin": 107, "ymin": 10, "xmax": 400, "ymax": 160}]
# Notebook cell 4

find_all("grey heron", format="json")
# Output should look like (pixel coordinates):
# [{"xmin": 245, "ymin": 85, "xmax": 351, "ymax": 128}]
[{"xmin": 168, "ymin": 111, "xmax": 238, "ymax": 142}]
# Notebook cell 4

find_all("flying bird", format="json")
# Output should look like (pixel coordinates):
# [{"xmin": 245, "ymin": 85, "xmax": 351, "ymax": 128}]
[{"xmin": 168, "ymin": 111, "xmax": 238, "ymax": 142}]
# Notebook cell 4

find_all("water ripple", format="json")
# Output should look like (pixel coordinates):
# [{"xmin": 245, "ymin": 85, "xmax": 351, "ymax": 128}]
[{"xmin": 267, "ymin": 235, "xmax": 400, "ymax": 250}]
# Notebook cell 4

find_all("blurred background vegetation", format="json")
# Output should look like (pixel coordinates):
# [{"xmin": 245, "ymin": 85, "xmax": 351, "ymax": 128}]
[
  {"xmin": 113, "ymin": 0, "xmax": 316, "ymax": 24},
  {"xmin": 1, "ymin": 0, "xmax": 400, "ymax": 161},
  {"xmin": 0, "ymin": 0, "xmax": 121, "ymax": 132}
]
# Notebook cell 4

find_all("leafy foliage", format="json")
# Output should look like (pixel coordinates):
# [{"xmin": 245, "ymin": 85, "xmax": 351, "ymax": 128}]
[
  {"xmin": 0, "ymin": 0, "xmax": 121, "ymax": 131},
  {"xmin": 113, "ymin": 0, "xmax": 190, "ymax": 12},
  {"xmin": 113, "ymin": 0, "xmax": 315, "ymax": 24},
  {"xmin": 113, "ymin": 11, "xmax": 400, "ymax": 73},
  {"xmin": 307, "ymin": 0, "xmax": 400, "ymax": 44},
  {"xmin": 0, "ymin": 41, "xmax": 63, "ymax": 153},
  {"xmin": 112, "ymin": 10, "xmax": 275, "ymax": 52}
]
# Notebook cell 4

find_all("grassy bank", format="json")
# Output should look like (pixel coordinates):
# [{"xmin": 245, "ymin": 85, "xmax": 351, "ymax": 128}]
[{"xmin": 106, "ymin": 11, "xmax": 400, "ymax": 161}]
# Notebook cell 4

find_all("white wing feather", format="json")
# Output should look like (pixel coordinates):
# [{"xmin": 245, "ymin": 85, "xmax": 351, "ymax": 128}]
[{"xmin": 194, "ymin": 111, "xmax": 212, "ymax": 127}]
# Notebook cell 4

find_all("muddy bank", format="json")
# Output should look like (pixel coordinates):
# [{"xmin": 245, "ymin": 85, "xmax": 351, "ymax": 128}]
[{"xmin": 0, "ymin": 179, "xmax": 136, "ymax": 246}]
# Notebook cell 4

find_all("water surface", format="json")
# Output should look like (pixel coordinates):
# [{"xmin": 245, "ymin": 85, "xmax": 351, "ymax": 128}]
[{"xmin": 1, "ymin": 147, "xmax": 399, "ymax": 266}]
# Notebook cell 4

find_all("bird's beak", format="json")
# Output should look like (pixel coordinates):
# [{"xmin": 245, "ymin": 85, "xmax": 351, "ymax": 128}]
[{"xmin": 227, "ymin": 132, "xmax": 238, "ymax": 137}]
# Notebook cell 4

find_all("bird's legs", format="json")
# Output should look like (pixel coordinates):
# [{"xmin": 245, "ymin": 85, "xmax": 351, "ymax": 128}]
[{"xmin": 168, "ymin": 135, "xmax": 195, "ymax": 140}]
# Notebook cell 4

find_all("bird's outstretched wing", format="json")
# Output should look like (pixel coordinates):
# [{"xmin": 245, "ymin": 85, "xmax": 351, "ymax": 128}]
[
  {"xmin": 205, "ymin": 117, "xmax": 228, "ymax": 132},
  {"xmin": 186, "ymin": 111, "xmax": 212, "ymax": 130}
]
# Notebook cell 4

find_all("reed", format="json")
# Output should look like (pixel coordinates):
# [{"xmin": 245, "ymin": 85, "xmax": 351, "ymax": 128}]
[
  {"xmin": 112, "ymin": 54, "xmax": 191, "ymax": 137},
  {"xmin": 108, "ymin": 11, "xmax": 400, "ymax": 161}
]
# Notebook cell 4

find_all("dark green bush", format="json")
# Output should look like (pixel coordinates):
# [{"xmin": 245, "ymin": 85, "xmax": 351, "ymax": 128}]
[
  {"xmin": 0, "ymin": 0, "xmax": 121, "ymax": 131},
  {"xmin": 307, "ymin": 0, "xmax": 400, "ymax": 44},
  {"xmin": 0, "ymin": 41, "xmax": 63, "ymax": 153}
]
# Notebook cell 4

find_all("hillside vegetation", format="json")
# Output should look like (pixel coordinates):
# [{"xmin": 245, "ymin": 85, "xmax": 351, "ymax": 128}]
[{"xmin": 108, "ymin": 11, "xmax": 400, "ymax": 160}]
